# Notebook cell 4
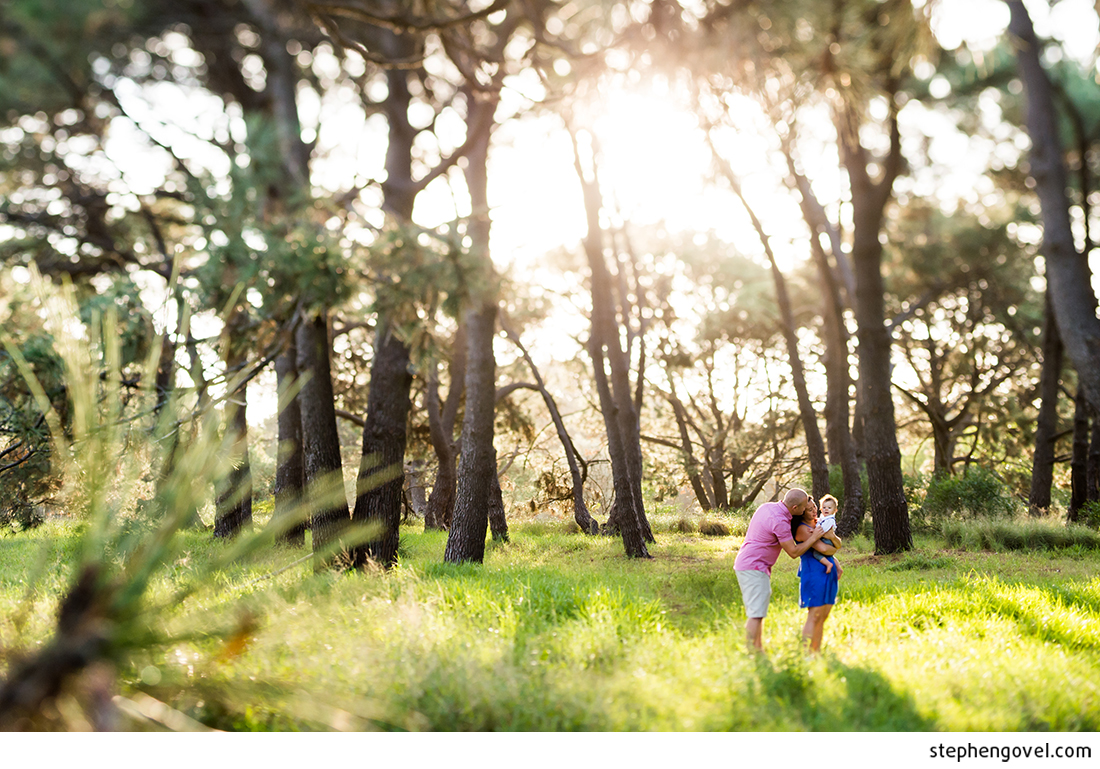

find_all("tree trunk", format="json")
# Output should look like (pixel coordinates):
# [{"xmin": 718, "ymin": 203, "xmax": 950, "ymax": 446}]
[
  {"xmin": 796, "ymin": 169, "xmax": 865, "ymax": 537},
  {"xmin": 852, "ymin": 226, "xmax": 912, "ymax": 553},
  {"xmin": 444, "ymin": 86, "xmax": 502, "ymax": 564},
  {"xmin": 839, "ymin": 100, "xmax": 912, "ymax": 555},
  {"xmin": 1088, "ymin": 418, "xmax": 1100, "ymax": 503},
  {"xmin": 404, "ymin": 459, "xmax": 428, "ymax": 519},
  {"xmin": 663, "ymin": 385, "xmax": 714, "ymax": 511},
  {"xmin": 349, "ymin": 25, "xmax": 418, "ymax": 558},
  {"xmin": 350, "ymin": 323, "xmax": 413, "ymax": 569},
  {"xmin": 930, "ymin": 411, "xmax": 953, "ymax": 477},
  {"xmin": 424, "ymin": 324, "xmax": 466, "ymax": 531},
  {"xmin": 717, "ymin": 154, "xmax": 830, "ymax": 501},
  {"xmin": 488, "ymin": 458, "xmax": 509, "ymax": 543},
  {"xmin": 444, "ymin": 301, "xmax": 499, "ymax": 564},
  {"xmin": 272, "ymin": 339, "xmax": 306, "ymax": 546},
  {"xmin": 214, "ymin": 313, "xmax": 252, "ymax": 539},
  {"xmin": 1029, "ymin": 295, "xmax": 1063, "ymax": 514},
  {"xmin": 570, "ymin": 127, "xmax": 652, "ymax": 556},
  {"xmin": 213, "ymin": 379, "xmax": 253, "ymax": 538},
  {"xmin": 1070, "ymin": 385, "xmax": 1090, "ymax": 522},
  {"xmin": 296, "ymin": 312, "xmax": 350, "ymax": 571},
  {"xmin": 1008, "ymin": 1, "xmax": 1100, "ymax": 417}
]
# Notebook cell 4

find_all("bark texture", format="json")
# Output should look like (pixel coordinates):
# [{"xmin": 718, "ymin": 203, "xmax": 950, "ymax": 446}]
[
  {"xmin": 424, "ymin": 324, "xmax": 466, "ymax": 531},
  {"xmin": 1070, "ymin": 386, "xmax": 1090, "ymax": 522},
  {"xmin": 272, "ymin": 339, "xmax": 306, "ymax": 546},
  {"xmin": 1029, "ymin": 296, "xmax": 1063, "ymax": 514},
  {"xmin": 444, "ymin": 301, "xmax": 499, "ymax": 563},
  {"xmin": 213, "ymin": 315, "xmax": 253, "ymax": 539},
  {"xmin": 296, "ymin": 312, "xmax": 350, "ymax": 571},
  {"xmin": 351, "ymin": 323, "xmax": 413, "ymax": 569}
]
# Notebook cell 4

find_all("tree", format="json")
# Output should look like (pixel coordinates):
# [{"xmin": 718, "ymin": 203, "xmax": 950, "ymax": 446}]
[
  {"xmin": 1006, "ymin": 1, "xmax": 1100, "ymax": 420},
  {"xmin": 569, "ymin": 123, "xmax": 653, "ymax": 558}
]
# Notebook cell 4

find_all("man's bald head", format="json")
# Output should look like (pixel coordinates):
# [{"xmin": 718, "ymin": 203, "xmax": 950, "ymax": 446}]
[{"xmin": 783, "ymin": 488, "xmax": 809, "ymax": 513}]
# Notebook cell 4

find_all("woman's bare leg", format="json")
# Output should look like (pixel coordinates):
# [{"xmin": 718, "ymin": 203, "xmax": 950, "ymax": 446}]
[{"xmin": 802, "ymin": 605, "xmax": 833, "ymax": 652}]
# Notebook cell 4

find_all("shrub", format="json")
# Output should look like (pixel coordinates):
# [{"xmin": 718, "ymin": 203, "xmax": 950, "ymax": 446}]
[
  {"xmin": 1077, "ymin": 500, "xmax": 1100, "ymax": 530},
  {"xmin": 919, "ymin": 467, "xmax": 1017, "ymax": 522},
  {"xmin": 673, "ymin": 516, "xmax": 696, "ymax": 534},
  {"xmin": 698, "ymin": 519, "xmax": 730, "ymax": 537}
]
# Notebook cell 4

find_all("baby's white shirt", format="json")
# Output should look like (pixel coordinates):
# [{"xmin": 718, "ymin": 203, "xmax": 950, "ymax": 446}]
[{"xmin": 819, "ymin": 514, "xmax": 837, "ymax": 533}]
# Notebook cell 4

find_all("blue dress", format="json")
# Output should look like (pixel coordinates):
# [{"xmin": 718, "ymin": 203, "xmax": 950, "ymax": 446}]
[{"xmin": 798, "ymin": 536, "xmax": 839, "ymax": 608}]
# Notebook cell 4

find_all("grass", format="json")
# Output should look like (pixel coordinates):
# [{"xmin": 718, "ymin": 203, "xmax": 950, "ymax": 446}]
[{"xmin": 2, "ymin": 513, "xmax": 1100, "ymax": 731}]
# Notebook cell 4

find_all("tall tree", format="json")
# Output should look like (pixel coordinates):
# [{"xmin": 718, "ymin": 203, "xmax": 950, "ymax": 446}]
[
  {"xmin": 444, "ymin": 79, "xmax": 504, "ymax": 563},
  {"xmin": 569, "ymin": 124, "xmax": 653, "ymax": 558},
  {"xmin": 1006, "ymin": 1, "xmax": 1100, "ymax": 419}
]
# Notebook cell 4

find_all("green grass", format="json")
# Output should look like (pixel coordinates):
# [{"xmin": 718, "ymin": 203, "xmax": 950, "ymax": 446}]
[{"xmin": 2, "ymin": 517, "xmax": 1100, "ymax": 731}]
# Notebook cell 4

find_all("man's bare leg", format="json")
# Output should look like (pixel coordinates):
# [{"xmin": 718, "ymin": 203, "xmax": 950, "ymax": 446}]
[{"xmin": 745, "ymin": 617, "xmax": 764, "ymax": 653}]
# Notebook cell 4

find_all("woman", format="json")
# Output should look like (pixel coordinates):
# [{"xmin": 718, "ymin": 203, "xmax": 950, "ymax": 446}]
[{"xmin": 792, "ymin": 497, "xmax": 841, "ymax": 652}]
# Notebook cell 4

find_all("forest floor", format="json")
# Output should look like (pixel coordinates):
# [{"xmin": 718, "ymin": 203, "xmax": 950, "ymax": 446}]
[{"xmin": 1, "ymin": 511, "xmax": 1098, "ymax": 731}]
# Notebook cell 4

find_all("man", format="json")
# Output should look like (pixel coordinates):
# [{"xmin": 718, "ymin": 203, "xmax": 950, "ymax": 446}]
[{"xmin": 734, "ymin": 488, "xmax": 825, "ymax": 652}]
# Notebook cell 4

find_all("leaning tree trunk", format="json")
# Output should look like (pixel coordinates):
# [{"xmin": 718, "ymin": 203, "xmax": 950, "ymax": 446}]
[
  {"xmin": 793, "ymin": 165, "xmax": 865, "ymax": 537},
  {"xmin": 351, "ymin": 323, "xmax": 413, "ymax": 569},
  {"xmin": 503, "ymin": 317, "xmax": 600, "ymax": 533},
  {"xmin": 214, "ymin": 313, "xmax": 252, "ymax": 539},
  {"xmin": 296, "ymin": 312, "xmax": 350, "ymax": 571},
  {"xmin": 1009, "ymin": 1, "xmax": 1100, "ymax": 417},
  {"xmin": 1029, "ymin": 295, "xmax": 1063, "ymax": 514},
  {"xmin": 840, "ymin": 102, "xmax": 912, "ymax": 555},
  {"xmin": 664, "ymin": 384, "xmax": 714, "ymax": 512},
  {"xmin": 718, "ymin": 153, "xmax": 830, "ymax": 501},
  {"xmin": 272, "ymin": 337, "xmax": 306, "ymax": 546},
  {"xmin": 444, "ymin": 301, "xmax": 499, "ymax": 563}
]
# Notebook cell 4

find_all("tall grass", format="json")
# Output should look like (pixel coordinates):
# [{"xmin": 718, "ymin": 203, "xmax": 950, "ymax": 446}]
[
  {"xmin": 5, "ymin": 519, "xmax": 1099, "ymax": 731},
  {"xmin": 941, "ymin": 518, "xmax": 1100, "ymax": 552}
]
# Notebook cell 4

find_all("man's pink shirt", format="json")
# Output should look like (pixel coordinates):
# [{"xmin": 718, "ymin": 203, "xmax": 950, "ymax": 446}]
[{"xmin": 733, "ymin": 501, "xmax": 794, "ymax": 574}]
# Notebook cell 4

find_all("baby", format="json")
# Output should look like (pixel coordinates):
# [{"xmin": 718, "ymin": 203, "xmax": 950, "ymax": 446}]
[{"xmin": 811, "ymin": 494, "xmax": 841, "ymax": 575}]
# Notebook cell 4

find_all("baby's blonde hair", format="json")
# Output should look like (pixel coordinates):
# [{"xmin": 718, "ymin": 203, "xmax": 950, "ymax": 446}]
[{"xmin": 819, "ymin": 494, "xmax": 839, "ymax": 510}]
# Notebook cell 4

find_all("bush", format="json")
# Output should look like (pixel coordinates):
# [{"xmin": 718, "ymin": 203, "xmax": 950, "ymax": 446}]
[
  {"xmin": 919, "ymin": 467, "xmax": 1017, "ymax": 523},
  {"xmin": 1077, "ymin": 500, "xmax": 1100, "ymax": 530},
  {"xmin": 698, "ymin": 519, "xmax": 730, "ymax": 537}
]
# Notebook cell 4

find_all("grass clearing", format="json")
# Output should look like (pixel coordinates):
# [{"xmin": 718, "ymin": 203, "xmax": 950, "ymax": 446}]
[{"xmin": 1, "ymin": 516, "xmax": 1098, "ymax": 731}]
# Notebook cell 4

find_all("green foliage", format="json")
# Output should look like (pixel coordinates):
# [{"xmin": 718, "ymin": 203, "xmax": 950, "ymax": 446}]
[{"xmin": 919, "ymin": 466, "xmax": 1018, "ymax": 522}]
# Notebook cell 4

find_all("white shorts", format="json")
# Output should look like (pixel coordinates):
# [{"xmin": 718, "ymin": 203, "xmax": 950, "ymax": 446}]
[{"xmin": 736, "ymin": 569, "xmax": 772, "ymax": 618}]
